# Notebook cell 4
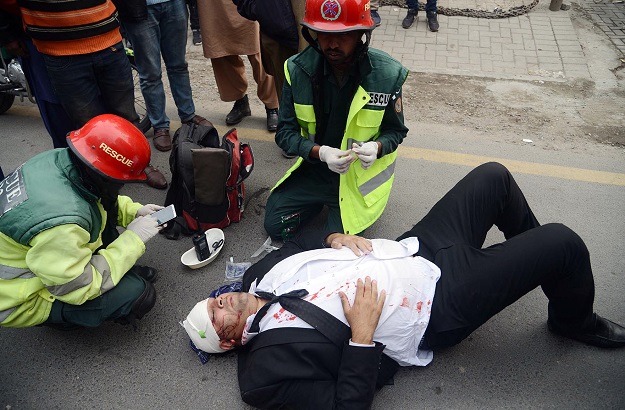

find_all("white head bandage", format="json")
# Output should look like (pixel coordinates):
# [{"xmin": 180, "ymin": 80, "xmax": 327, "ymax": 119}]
[{"xmin": 182, "ymin": 298, "xmax": 231, "ymax": 354}]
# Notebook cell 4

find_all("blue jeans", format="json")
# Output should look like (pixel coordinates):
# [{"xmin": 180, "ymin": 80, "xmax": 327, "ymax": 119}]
[
  {"xmin": 407, "ymin": 0, "xmax": 437, "ymax": 13},
  {"xmin": 123, "ymin": 0, "xmax": 196, "ymax": 130},
  {"xmin": 43, "ymin": 42, "xmax": 139, "ymax": 128}
]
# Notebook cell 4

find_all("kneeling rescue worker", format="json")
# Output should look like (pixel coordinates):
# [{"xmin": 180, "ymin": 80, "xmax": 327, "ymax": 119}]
[{"xmin": 0, "ymin": 114, "xmax": 164, "ymax": 329}]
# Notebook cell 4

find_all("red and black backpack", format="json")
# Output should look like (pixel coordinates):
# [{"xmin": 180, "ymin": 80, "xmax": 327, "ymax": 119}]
[{"xmin": 163, "ymin": 122, "xmax": 254, "ymax": 238}]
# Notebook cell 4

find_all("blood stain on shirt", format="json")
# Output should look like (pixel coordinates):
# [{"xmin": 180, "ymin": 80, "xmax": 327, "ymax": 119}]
[
  {"xmin": 308, "ymin": 287, "xmax": 325, "ymax": 301},
  {"xmin": 400, "ymin": 296, "xmax": 410, "ymax": 308},
  {"xmin": 273, "ymin": 307, "xmax": 286, "ymax": 319}
]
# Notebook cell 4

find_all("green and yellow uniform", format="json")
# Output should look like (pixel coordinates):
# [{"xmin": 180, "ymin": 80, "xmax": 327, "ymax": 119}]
[
  {"xmin": 266, "ymin": 45, "xmax": 409, "ymax": 238},
  {"xmin": 0, "ymin": 149, "xmax": 145, "ymax": 327}
]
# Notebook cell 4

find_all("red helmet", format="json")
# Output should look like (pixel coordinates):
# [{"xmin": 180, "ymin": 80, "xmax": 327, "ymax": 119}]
[
  {"xmin": 67, "ymin": 114, "xmax": 151, "ymax": 183},
  {"xmin": 302, "ymin": 0, "xmax": 374, "ymax": 33}
]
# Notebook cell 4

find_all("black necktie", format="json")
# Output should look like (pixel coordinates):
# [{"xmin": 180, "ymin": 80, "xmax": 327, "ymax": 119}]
[{"xmin": 251, "ymin": 289, "xmax": 351, "ymax": 348}]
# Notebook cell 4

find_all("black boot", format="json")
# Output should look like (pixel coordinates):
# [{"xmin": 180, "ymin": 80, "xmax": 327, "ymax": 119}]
[
  {"xmin": 427, "ymin": 11, "xmax": 439, "ymax": 32},
  {"xmin": 266, "ymin": 107, "xmax": 278, "ymax": 132},
  {"xmin": 226, "ymin": 95, "xmax": 251, "ymax": 125},
  {"xmin": 115, "ymin": 280, "xmax": 156, "ymax": 330},
  {"xmin": 402, "ymin": 9, "xmax": 418, "ymax": 29},
  {"xmin": 130, "ymin": 265, "xmax": 158, "ymax": 283}
]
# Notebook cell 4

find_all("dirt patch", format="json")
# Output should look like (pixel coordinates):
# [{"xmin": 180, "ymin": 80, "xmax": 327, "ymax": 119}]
[{"xmin": 402, "ymin": 71, "xmax": 625, "ymax": 148}]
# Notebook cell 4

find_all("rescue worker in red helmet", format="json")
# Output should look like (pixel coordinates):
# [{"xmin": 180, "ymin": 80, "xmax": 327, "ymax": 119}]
[
  {"xmin": 0, "ymin": 114, "xmax": 163, "ymax": 329},
  {"xmin": 264, "ymin": 0, "xmax": 409, "ymax": 240}
]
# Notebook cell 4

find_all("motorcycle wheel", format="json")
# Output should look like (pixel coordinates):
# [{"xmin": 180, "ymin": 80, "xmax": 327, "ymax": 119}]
[
  {"xmin": 0, "ymin": 93, "xmax": 15, "ymax": 114},
  {"xmin": 130, "ymin": 63, "xmax": 151, "ymax": 134}
]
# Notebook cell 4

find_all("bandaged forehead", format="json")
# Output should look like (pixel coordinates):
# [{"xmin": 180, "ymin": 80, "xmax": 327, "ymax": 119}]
[{"xmin": 182, "ymin": 298, "xmax": 229, "ymax": 354}]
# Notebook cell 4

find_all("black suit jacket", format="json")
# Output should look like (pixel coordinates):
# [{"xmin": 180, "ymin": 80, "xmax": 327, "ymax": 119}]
[{"xmin": 238, "ymin": 230, "xmax": 399, "ymax": 409}]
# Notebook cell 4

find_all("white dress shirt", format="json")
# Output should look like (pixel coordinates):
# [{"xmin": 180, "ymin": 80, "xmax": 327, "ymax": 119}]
[{"xmin": 243, "ymin": 237, "xmax": 441, "ymax": 367}]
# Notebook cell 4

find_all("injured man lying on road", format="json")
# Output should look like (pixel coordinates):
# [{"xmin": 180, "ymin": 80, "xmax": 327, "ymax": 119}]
[{"xmin": 182, "ymin": 162, "xmax": 625, "ymax": 409}]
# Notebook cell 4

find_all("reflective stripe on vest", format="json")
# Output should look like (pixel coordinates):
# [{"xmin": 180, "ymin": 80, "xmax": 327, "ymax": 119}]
[
  {"xmin": 0, "ymin": 265, "xmax": 34, "ymax": 323},
  {"xmin": 45, "ymin": 254, "xmax": 113, "ymax": 296},
  {"xmin": 345, "ymin": 138, "xmax": 397, "ymax": 198},
  {"xmin": 0, "ymin": 307, "xmax": 16, "ymax": 323},
  {"xmin": 358, "ymin": 160, "xmax": 396, "ymax": 197},
  {"xmin": 0, "ymin": 265, "xmax": 35, "ymax": 280}
]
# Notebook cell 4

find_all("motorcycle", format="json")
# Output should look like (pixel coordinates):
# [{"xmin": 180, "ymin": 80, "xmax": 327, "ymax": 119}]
[
  {"xmin": 0, "ymin": 49, "xmax": 32, "ymax": 114},
  {"xmin": 0, "ymin": 46, "xmax": 151, "ymax": 134}
]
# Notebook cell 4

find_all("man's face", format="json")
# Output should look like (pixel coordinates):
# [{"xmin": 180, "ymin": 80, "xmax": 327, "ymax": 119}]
[
  {"xmin": 206, "ymin": 293, "xmax": 258, "ymax": 343},
  {"xmin": 317, "ymin": 31, "xmax": 363, "ymax": 68}
]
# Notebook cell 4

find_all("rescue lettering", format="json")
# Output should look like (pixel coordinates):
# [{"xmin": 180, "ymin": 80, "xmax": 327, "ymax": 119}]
[
  {"xmin": 367, "ymin": 92, "xmax": 391, "ymax": 107},
  {"xmin": 0, "ymin": 168, "xmax": 28, "ymax": 217},
  {"xmin": 1, "ymin": 171, "xmax": 21, "ymax": 201},
  {"xmin": 99, "ymin": 143, "xmax": 134, "ymax": 167}
]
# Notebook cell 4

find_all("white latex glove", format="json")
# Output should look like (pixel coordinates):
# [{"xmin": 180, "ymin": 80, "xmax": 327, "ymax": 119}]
[
  {"xmin": 352, "ymin": 141, "xmax": 379, "ymax": 170},
  {"xmin": 127, "ymin": 215, "xmax": 161, "ymax": 243},
  {"xmin": 135, "ymin": 204, "xmax": 164, "ymax": 217},
  {"xmin": 318, "ymin": 145, "xmax": 355, "ymax": 174}
]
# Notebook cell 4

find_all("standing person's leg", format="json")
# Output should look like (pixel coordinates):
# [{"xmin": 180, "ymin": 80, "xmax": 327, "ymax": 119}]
[
  {"xmin": 212, "ymin": 55, "xmax": 248, "ymax": 102},
  {"xmin": 93, "ymin": 42, "xmax": 140, "ymax": 125},
  {"xmin": 159, "ymin": 0, "xmax": 197, "ymax": 123},
  {"xmin": 187, "ymin": 0, "xmax": 202, "ymax": 45},
  {"xmin": 425, "ymin": 0, "xmax": 439, "ymax": 32},
  {"xmin": 396, "ymin": 162, "xmax": 540, "ymax": 256},
  {"xmin": 187, "ymin": 0, "xmax": 200, "ymax": 31},
  {"xmin": 369, "ymin": 0, "xmax": 381, "ymax": 26},
  {"xmin": 123, "ymin": 4, "xmax": 170, "ymax": 131},
  {"xmin": 248, "ymin": 53, "xmax": 278, "ymax": 108},
  {"xmin": 423, "ymin": 222, "xmax": 596, "ymax": 349},
  {"xmin": 259, "ymin": 34, "xmax": 296, "ymax": 101},
  {"xmin": 43, "ymin": 53, "xmax": 105, "ymax": 128},
  {"xmin": 402, "ymin": 0, "xmax": 419, "ymax": 29},
  {"xmin": 247, "ymin": 52, "xmax": 279, "ymax": 131},
  {"xmin": 212, "ymin": 56, "xmax": 252, "ymax": 125},
  {"xmin": 290, "ymin": 0, "xmax": 309, "ymax": 51},
  {"xmin": 21, "ymin": 39, "xmax": 74, "ymax": 148}
]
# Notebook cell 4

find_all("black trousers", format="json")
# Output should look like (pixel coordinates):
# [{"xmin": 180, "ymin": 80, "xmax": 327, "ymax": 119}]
[
  {"xmin": 186, "ymin": 0, "xmax": 200, "ymax": 31},
  {"xmin": 396, "ymin": 162, "xmax": 595, "ymax": 350}
]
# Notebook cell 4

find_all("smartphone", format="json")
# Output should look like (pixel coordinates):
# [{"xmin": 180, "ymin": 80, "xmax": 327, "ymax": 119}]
[{"xmin": 151, "ymin": 204, "xmax": 177, "ymax": 226}]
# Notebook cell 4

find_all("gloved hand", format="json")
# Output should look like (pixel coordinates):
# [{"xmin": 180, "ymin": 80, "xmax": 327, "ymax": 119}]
[
  {"xmin": 318, "ymin": 145, "xmax": 355, "ymax": 175},
  {"xmin": 136, "ymin": 204, "xmax": 164, "ymax": 217},
  {"xmin": 352, "ymin": 142, "xmax": 379, "ymax": 170},
  {"xmin": 127, "ymin": 215, "xmax": 161, "ymax": 243}
]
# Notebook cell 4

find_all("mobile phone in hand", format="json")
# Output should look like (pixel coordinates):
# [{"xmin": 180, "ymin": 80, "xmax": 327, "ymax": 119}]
[{"xmin": 151, "ymin": 204, "xmax": 177, "ymax": 226}]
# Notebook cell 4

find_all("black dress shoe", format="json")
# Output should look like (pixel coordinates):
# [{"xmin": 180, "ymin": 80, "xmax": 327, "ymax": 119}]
[
  {"xmin": 266, "ymin": 107, "xmax": 278, "ymax": 132},
  {"xmin": 548, "ymin": 314, "xmax": 625, "ymax": 348},
  {"xmin": 402, "ymin": 9, "xmax": 417, "ymax": 29},
  {"xmin": 427, "ymin": 11, "xmax": 439, "ymax": 32},
  {"xmin": 226, "ymin": 95, "xmax": 251, "ymax": 125}
]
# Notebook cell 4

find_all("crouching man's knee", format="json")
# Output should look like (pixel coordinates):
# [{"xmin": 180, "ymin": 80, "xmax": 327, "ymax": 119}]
[{"xmin": 114, "ymin": 273, "xmax": 156, "ymax": 328}]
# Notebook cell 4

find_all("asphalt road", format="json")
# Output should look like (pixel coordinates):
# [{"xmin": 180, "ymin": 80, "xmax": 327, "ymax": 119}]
[{"xmin": 1, "ymin": 100, "xmax": 624, "ymax": 409}]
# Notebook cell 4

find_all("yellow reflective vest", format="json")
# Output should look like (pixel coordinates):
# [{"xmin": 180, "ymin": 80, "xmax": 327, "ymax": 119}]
[
  {"xmin": 0, "ymin": 149, "xmax": 144, "ymax": 327},
  {"xmin": 274, "ymin": 47, "xmax": 409, "ymax": 234}
]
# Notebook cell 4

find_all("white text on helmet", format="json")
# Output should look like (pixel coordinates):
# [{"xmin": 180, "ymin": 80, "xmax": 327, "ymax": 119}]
[{"xmin": 99, "ymin": 143, "xmax": 134, "ymax": 167}]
